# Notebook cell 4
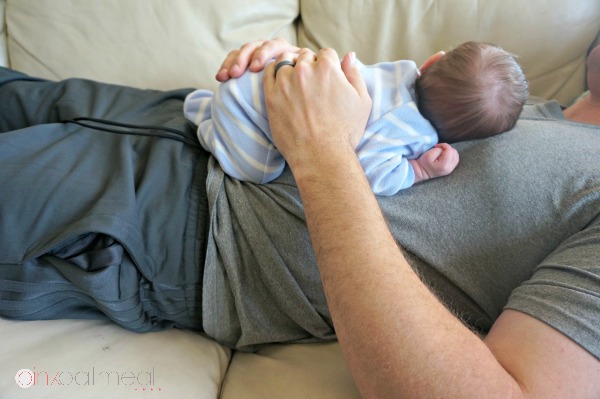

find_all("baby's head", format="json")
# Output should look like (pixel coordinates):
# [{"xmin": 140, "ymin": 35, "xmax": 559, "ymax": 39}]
[{"xmin": 415, "ymin": 41, "xmax": 528, "ymax": 143}]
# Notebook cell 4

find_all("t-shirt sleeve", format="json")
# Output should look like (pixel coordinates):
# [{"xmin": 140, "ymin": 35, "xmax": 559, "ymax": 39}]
[
  {"xmin": 505, "ymin": 217, "xmax": 600, "ymax": 360},
  {"xmin": 357, "ymin": 102, "xmax": 438, "ymax": 196}
]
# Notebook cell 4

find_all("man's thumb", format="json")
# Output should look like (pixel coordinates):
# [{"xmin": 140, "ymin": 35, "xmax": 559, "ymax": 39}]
[{"xmin": 341, "ymin": 52, "xmax": 370, "ymax": 100}]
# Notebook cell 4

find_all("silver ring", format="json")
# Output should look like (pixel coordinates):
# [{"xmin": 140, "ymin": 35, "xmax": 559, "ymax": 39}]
[{"xmin": 274, "ymin": 60, "xmax": 295, "ymax": 77}]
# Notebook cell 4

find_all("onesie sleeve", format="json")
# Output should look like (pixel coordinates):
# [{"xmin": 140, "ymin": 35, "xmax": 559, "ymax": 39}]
[
  {"xmin": 357, "ymin": 101, "xmax": 438, "ymax": 196},
  {"xmin": 356, "ymin": 60, "xmax": 438, "ymax": 196}
]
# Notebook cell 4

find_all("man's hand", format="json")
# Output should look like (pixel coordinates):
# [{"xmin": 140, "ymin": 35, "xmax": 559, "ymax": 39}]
[
  {"xmin": 262, "ymin": 48, "xmax": 372, "ymax": 175},
  {"xmin": 216, "ymin": 38, "xmax": 300, "ymax": 82}
]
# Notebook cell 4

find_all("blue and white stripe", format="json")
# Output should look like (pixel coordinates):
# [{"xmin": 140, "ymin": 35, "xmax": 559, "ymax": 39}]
[{"xmin": 184, "ymin": 58, "xmax": 437, "ymax": 195}]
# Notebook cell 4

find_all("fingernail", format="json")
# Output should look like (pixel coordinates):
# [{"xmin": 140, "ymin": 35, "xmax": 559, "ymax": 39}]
[
  {"xmin": 350, "ymin": 52, "xmax": 356, "ymax": 65},
  {"xmin": 250, "ymin": 59, "xmax": 260, "ymax": 70}
]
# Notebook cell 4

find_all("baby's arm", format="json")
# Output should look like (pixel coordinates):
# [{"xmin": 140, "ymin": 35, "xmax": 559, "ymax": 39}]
[{"xmin": 409, "ymin": 143, "xmax": 459, "ymax": 184}]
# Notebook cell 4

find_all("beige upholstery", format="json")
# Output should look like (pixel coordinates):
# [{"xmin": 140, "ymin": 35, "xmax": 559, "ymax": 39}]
[
  {"xmin": 0, "ymin": 319, "xmax": 230, "ymax": 398},
  {"xmin": 5, "ymin": 0, "xmax": 298, "ymax": 91},
  {"xmin": 220, "ymin": 343, "xmax": 360, "ymax": 399},
  {"xmin": 1, "ymin": 1, "xmax": 599, "ymax": 398},
  {"xmin": 298, "ymin": 0, "xmax": 600, "ymax": 105},
  {"xmin": 0, "ymin": 0, "xmax": 6, "ymax": 66},
  {"xmin": 5, "ymin": 1, "xmax": 600, "ymax": 104}
]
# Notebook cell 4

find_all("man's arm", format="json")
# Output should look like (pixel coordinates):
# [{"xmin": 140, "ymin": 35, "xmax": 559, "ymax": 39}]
[{"xmin": 263, "ymin": 47, "xmax": 600, "ymax": 398}]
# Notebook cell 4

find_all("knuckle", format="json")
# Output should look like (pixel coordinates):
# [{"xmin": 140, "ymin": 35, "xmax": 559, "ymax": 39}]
[
  {"xmin": 264, "ymin": 94, "xmax": 275, "ymax": 107},
  {"xmin": 320, "ymin": 47, "xmax": 337, "ymax": 57},
  {"xmin": 241, "ymin": 40, "xmax": 263, "ymax": 51},
  {"xmin": 254, "ymin": 47, "xmax": 267, "ymax": 58}
]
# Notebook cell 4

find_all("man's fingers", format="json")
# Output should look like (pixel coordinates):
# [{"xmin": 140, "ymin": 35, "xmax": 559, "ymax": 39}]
[
  {"xmin": 250, "ymin": 38, "xmax": 301, "ymax": 71},
  {"xmin": 216, "ymin": 38, "xmax": 301, "ymax": 82},
  {"xmin": 295, "ymin": 48, "xmax": 318, "ymax": 64},
  {"xmin": 341, "ymin": 52, "xmax": 370, "ymax": 102},
  {"xmin": 216, "ymin": 40, "xmax": 265, "ymax": 81},
  {"xmin": 264, "ymin": 51, "xmax": 298, "ymax": 92},
  {"xmin": 273, "ymin": 52, "xmax": 300, "ymax": 79}
]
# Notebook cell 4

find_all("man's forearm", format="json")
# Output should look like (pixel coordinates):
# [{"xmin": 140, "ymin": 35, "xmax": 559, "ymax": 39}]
[{"xmin": 292, "ymin": 146, "xmax": 521, "ymax": 399}]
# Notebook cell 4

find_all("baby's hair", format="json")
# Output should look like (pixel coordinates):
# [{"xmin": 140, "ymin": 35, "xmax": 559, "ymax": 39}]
[{"xmin": 415, "ymin": 41, "xmax": 529, "ymax": 143}]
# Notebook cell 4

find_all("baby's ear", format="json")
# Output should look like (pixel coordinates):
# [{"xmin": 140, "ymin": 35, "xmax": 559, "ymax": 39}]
[{"xmin": 419, "ymin": 51, "xmax": 445, "ymax": 73}]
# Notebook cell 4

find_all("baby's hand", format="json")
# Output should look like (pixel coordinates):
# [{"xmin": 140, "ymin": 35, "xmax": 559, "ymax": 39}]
[{"xmin": 411, "ymin": 143, "xmax": 459, "ymax": 183}]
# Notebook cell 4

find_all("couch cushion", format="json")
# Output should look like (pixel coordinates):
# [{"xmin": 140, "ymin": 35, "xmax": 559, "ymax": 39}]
[
  {"xmin": 0, "ymin": 319, "xmax": 230, "ymax": 398},
  {"xmin": 0, "ymin": 0, "xmax": 7, "ymax": 67},
  {"xmin": 298, "ymin": 0, "xmax": 600, "ymax": 106},
  {"xmin": 5, "ymin": 0, "xmax": 298, "ymax": 91},
  {"xmin": 220, "ymin": 342, "xmax": 360, "ymax": 399}
]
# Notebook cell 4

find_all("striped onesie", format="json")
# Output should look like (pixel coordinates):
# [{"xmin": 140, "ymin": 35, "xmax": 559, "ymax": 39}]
[{"xmin": 184, "ymin": 59, "xmax": 438, "ymax": 196}]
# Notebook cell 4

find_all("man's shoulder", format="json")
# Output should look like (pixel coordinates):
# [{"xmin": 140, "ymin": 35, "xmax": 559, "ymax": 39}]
[{"xmin": 520, "ymin": 99, "xmax": 564, "ymax": 120}]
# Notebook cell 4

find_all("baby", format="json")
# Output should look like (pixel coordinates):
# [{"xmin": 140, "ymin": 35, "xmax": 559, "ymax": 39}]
[{"xmin": 184, "ymin": 41, "xmax": 528, "ymax": 196}]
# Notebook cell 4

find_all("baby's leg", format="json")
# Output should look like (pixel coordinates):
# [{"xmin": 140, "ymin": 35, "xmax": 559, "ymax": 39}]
[{"xmin": 564, "ymin": 45, "xmax": 600, "ymax": 125}]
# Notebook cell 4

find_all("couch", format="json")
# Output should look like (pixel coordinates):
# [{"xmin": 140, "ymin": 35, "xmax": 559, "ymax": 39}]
[{"xmin": 1, "ymin": 1, "xmax": 599, "ymax": 398}]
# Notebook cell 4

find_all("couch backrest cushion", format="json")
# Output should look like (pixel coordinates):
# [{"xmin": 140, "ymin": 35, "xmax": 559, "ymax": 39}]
[
  {"xmin": 5, "ymin": 0, "xmax": 298, "ymax": 91},
  {"xmin": 0, "ymin": 0, "xmax": 7, "ymax": 67},
  {"xmin": 298, "ymin": 0, "xmax": 600, "ymax": 105},
  {"xmin": 5, "ymin": 0, "xmax": 600, "ymax": 105}
]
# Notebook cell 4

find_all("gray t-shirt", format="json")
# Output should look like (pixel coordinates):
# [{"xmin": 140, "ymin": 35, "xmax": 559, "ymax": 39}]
[{"xmin": 203, "ymin": 100, "xmax": 600, "ymax": 359}]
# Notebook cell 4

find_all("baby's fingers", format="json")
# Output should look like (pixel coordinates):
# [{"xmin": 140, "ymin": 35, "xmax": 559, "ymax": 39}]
[{"xmin": 435, "ymin": 145, "xmax": 459, "ymax": 175}]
